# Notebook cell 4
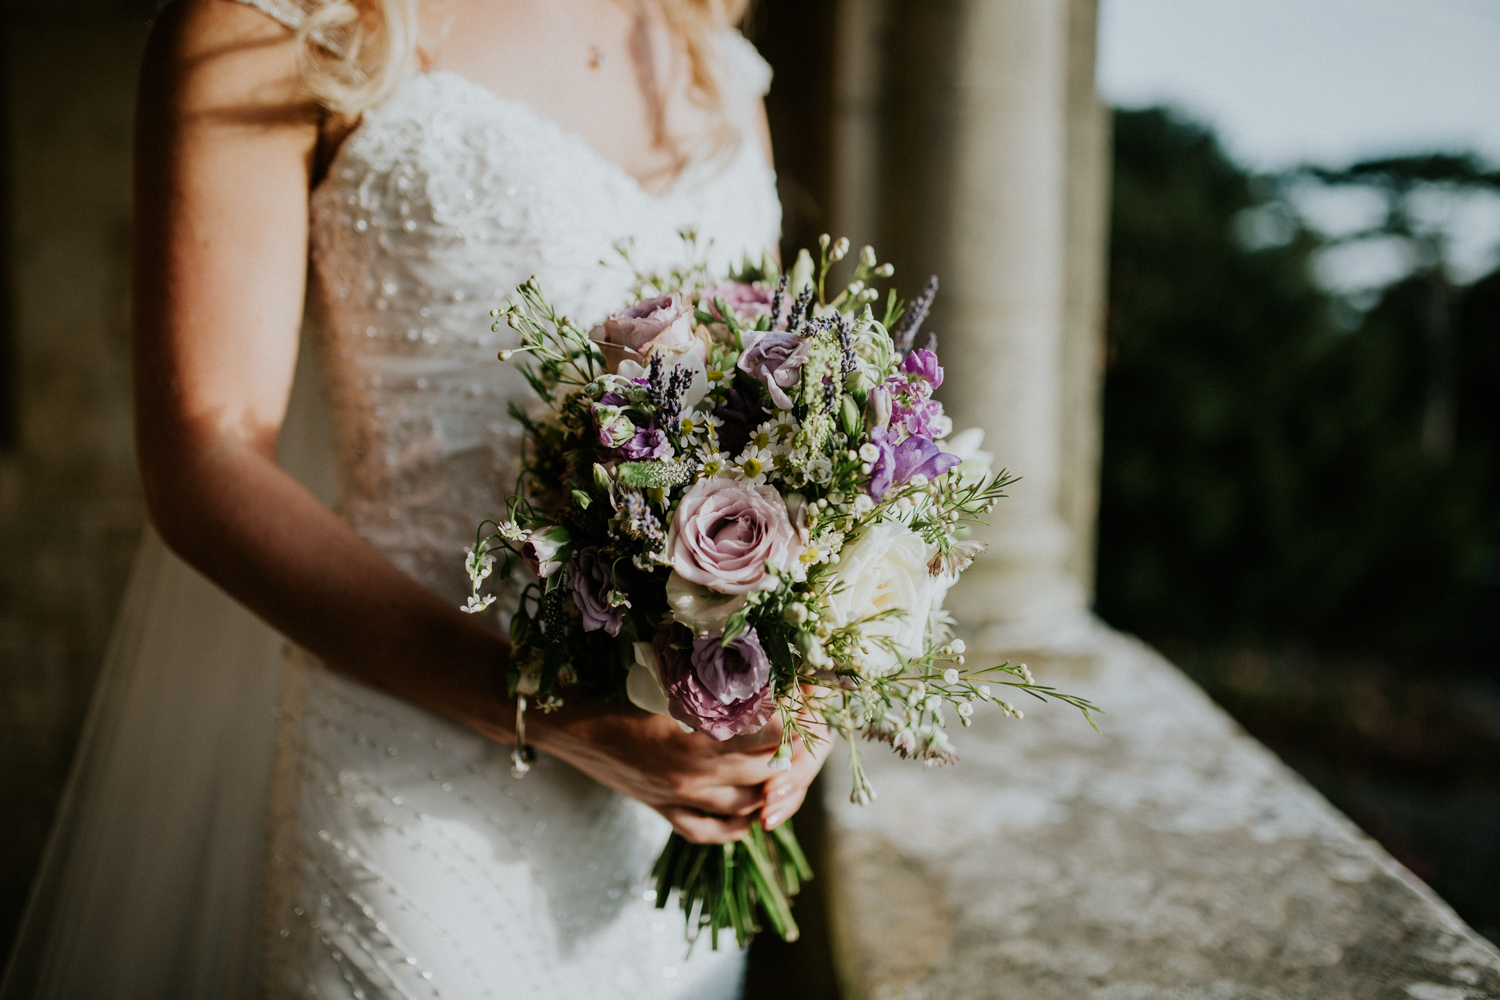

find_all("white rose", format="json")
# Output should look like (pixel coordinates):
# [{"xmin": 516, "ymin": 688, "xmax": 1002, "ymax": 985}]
[{"xmin": 823, "ymin": 522, "xmax": 936, "ymax": 676}]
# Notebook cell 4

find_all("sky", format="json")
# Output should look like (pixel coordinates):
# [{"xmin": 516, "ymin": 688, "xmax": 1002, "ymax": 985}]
[
  {"xmin": 1097, "ymin": 0, "xmax": 1500, "ymax": 289},
  {"xmin": 1097, "ymin": 0, "xmax": 1500, "ymax": 172}
]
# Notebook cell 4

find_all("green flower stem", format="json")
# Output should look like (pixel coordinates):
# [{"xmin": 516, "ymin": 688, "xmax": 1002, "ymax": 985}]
[{"xmin": 649, "ymin": 819, "xmax": 810, "ymax": 949}]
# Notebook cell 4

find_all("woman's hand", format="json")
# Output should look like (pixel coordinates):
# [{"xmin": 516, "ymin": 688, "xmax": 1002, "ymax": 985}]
[
  {"xmin": 762, "ymin": 716, "xmax": 834, "ymax": 832},
  {"xmin": 529, "ymin": 704, "xmax": 783, "ymax": 844}
]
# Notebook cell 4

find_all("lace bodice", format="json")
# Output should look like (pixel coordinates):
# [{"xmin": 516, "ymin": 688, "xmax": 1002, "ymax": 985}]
[{"xmin": 307, "ymin": 57, "xmax": 780, "ymax": 600}]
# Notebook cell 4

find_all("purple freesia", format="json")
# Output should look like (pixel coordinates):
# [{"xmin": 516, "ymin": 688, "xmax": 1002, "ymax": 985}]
[
  {"xmin": 866, "ymin": 426, "xmax": 961, "ymax": 499},
  {"xmin": 737, "ymin": 330, "xmax": 812, "ymax": 410},
  {"xmin": 654, "ymin": 625, "xmax": 776, "ymax": 741},
  {"xmin": 569, "ymin": 547, "xmax": 627, "ymax": 636},
  {"xmin": 621, "ymin": 426, "xmax": 672, "ymax": 461},
  {"xmin": 900, "ymin": 348, "xmax": 944, "ymax": 388},
  {"xmin": 894, "ymin": 396, "xmax": 944, "ymax": 438}
]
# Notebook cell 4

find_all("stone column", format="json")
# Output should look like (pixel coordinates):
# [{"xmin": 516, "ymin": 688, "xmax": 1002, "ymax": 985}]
[
  {"xmin": 925, "ymin": 0, "xmax": 1088, "ymax": 640},
  {"xmin": 830, "ymin": 0, "xmax": 1110, "ymax": 643}
]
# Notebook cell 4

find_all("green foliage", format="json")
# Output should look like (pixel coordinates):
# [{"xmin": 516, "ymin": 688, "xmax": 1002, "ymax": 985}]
[{"xmin": 1096, "ymin": 108, "xmax": 1499, "ymax": 663}]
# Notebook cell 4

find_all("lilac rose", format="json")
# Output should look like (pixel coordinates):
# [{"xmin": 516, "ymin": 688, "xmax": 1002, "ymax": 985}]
[
  {"xmin": 621, "ymin": 425, "xmax": 673, "ymax": 460},
  {"xmin": 667, "ymin": 478, "xmax": 797, "ymax": 594},
  {"xmin": 737, "ymin": 330, "xmax": 812, "ymax": 410},
  {"xmin": 701, "ymin": 281, "xmax": 773, "ymax": 321},
  {"xmin": 654, "ymin": 625, "xmax": 776, "ymax": 741},
  {"xmin": 589, "ymin": 292, "xmax": 700, "ymax": 373},
  {"xmin": 866, "ymin": 426, "xmax": 961, "ymax": 499},
  {"xmin": 569, "ymin": 547, "xmax": 627, "ymax": 636}
]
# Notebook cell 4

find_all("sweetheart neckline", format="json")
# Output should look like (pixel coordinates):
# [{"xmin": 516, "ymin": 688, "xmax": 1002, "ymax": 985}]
[{"xmin": 318, "ymin": 68, "xmax": 744, "ymax": 205}]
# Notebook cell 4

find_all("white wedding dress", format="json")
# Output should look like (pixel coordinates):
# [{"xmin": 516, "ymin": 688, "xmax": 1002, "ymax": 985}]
[{"xmin": 1, "ymin": 2, "xmax": 781, "ymax": 996}]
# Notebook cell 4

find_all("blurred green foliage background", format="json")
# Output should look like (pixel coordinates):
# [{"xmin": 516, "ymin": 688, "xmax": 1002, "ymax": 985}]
[{"xmin": 1097, "ymin": 107, "xmax": 1500, "ymax": 942}]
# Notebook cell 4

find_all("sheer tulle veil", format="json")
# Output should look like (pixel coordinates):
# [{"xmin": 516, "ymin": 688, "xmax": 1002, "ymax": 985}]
[{"xmin": 1, "ymin": 333, "xmax": 337, "ymax": 998}]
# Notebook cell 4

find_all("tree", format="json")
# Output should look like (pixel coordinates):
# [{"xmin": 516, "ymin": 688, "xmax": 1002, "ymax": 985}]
[{"xmin": 1096, "ymin": 109, "xmax": 1499, "ymax": 665}]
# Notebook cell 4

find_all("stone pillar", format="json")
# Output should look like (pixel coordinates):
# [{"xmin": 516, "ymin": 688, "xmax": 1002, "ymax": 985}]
[
  {"xmin": 924, "ymin": 0, "xmax": 1087, "ymax": 639},
  {"xmin": 1059, "ymin": 0, "xmax": 1111, "ymax": 602},
  {"xmin": 829, "ymin": 0, "xmax": 1110, "ymax": 643}
]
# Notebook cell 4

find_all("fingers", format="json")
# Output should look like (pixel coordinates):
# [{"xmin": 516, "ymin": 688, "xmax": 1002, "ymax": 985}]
[
  {"xmin": 760, "ymin": 733, "xmax": 835, "ymax": 829},
  {"xmin": 668, "ymin": 781, "xmax": 766, "ymax": 817},
  {"xmin": 761, "ymin": 781, "xmax": 806, "ymax": 831},
  {"xmin": 658, "ymin": 806, "xmax": 753, "ymax": 845},
  {"xmin": 718, "ymin": 716, "xmax": 784, "ymax": 755}
]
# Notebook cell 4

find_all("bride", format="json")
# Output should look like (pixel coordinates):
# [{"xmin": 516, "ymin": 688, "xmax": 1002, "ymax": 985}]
[{"xmin": 1, "ymin": 0, "xmax": 828, "ymax": 996}]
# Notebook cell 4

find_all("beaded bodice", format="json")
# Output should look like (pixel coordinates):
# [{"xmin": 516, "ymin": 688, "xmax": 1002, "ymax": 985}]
[{"xmin": 308, "ymin": 61, "xmax": 780, "ymax": 601}]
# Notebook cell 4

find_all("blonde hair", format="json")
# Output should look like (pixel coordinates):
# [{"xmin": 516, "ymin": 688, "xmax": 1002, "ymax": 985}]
[{"xmin": 296, "ymin": 0, "xmax": 752, "ymax": 119}]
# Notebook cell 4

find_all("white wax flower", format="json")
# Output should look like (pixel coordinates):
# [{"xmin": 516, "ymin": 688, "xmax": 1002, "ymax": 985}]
[{"xmin": 822, "ymin": 522, "xmax": 936, "ymax": 676}]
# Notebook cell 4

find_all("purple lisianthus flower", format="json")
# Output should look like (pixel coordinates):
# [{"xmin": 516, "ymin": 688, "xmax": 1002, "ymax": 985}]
[
  {"xmin": 621, "ymin": 425, "xmax": 672, "ymax": 461},
  {"xmin": 593, "ymin": 404, "xmax": 635, "ymax": 449},
  {"xmin": 598, "ymin": 390, "xmax": 628, "ymax": 406},
  {"xmin": 866, "ymin": 426, "xmax": 961, "ymax": 499},
  {"xmin": 569, "ymin": 547, "xmax": 627, "ymax": 636},
  {"xmin": 654, "ymin": 625, "xmax": 775, "ymax": 741},
  {"xmin": 737, "ymin": 330, "xmax": 812, "ymax": 410},
  {"xmin": 900, "ymin": 348, "xmax": 944, "ymax": 388}
]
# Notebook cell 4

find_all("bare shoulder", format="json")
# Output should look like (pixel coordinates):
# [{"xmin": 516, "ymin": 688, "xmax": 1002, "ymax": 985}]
[{"xmin": 140, "ymin": 0, "xmax": 315, "ymax": 135}]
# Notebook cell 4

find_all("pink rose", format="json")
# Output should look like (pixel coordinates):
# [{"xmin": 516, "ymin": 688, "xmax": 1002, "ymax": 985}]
[
  {"xmin": 666, "ymin": 479, "xmax": 796, "ymax": 594},
  {"xmin": 700, "ymin": 281, "xmax": 773, "ymax": 322},
  {"xmin": 589, "ymin": 292, "xmax": 698, "ymax": 374}
]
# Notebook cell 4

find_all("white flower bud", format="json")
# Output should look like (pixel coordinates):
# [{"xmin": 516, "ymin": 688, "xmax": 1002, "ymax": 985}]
[
  {"xmin": 830, "ymin": 237, "xmax": 850, "ymax": 262},
  {"xmin": 943, "ymin": 668, "xmax": 960, "ymax": 684},
  {"xmin": 957, "ymin": 702, "xmax": 973, "ymax": 718},
  {"xmin": 858, "ymin": 443, "xmax": 880, "ymax": 462},
  {"xmin": 875, "ymin": 263, "xmax": 894, "ymax": 278},
  {"xmin": 978, "ymin": 684, "xmax": 992, "ymax": 699},
  {"xmin": 949, "ymin": 639, "xmax": 966, "ymax": 654},
  {"xmin": 860, "ymin": 245, "xmax": 877, "ymax": 267}
]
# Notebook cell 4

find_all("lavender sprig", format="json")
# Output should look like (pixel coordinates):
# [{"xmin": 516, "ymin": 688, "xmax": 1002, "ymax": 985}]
[{"xmin": 890, "ymin": 274, "xmax": 938, "ymax": 356}]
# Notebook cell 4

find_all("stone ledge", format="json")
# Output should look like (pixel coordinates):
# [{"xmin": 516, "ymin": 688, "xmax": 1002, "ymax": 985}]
[{"xmin": 822, "ymin": 619, "xmax": 1500, "ymax": 999}]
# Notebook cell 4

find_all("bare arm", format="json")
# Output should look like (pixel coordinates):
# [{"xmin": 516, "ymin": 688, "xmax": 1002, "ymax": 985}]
[{"xmin": 134, "ymin": 0, "xmax": 817, "ymax": 843}]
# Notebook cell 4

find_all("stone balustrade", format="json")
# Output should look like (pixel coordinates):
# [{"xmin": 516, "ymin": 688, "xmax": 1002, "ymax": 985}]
[{"xmin": 822, "ymin": 619, "xmax": 1500, "ymax": 998}]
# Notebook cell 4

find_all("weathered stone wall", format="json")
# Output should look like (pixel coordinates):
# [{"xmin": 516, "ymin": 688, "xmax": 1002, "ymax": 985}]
[{"xmin": 0, "ymin": 2, "xmax": 151, "ymax": 951}]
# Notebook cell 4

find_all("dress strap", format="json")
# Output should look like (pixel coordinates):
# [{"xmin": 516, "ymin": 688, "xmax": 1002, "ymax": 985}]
[{"xmin": 227, "ymin": 0, "xmax": 311, "ymax": 31}]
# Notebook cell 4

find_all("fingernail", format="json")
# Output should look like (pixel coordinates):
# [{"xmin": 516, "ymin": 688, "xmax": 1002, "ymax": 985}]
[{"xmin": 763, "ymin": 811, "xmax": 784, "ymax": 829}]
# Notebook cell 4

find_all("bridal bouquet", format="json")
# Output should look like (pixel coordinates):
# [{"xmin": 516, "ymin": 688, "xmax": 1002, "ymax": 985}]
[{"xmin": 465, "ymin": 236, "xmax": 1099, "ymax": 948}]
